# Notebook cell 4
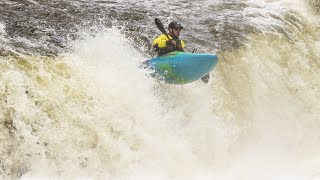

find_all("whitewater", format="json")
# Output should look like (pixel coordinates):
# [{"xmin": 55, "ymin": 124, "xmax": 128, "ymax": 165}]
[{"xmin": 0, "ymin": 0, "xmax": 319, "ymax": 179}]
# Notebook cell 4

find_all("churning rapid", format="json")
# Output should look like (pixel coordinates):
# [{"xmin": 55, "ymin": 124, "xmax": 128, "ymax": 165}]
[{"xmin": 0, "ymin": 0, "xmax": 320, "ymax": 179}]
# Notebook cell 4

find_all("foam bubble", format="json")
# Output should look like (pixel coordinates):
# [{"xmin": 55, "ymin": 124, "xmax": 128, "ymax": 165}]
[{"xmin": 0, "ymin": 22, "xmax": 5, "ymax": 34}]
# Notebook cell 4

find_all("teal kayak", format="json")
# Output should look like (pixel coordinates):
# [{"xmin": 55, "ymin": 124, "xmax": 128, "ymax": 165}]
[{"xmin": 142, "ymin": 51, "xmax": 218, "ymax": 84}]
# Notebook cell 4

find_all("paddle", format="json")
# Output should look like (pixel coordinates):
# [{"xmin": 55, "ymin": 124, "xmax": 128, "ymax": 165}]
[
  {"xmin": 154, "ymin": 18, "xmax": 184, "ymax": 51},
  {"xmin": 155, "ymin": 18, "xmax": 169, "ymax": 39},
  {"xmin": 201, "ymin": 74, "xmax": 210, "ymax": 83}
]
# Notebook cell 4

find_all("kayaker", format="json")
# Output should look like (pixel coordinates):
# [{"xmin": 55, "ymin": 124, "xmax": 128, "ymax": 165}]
[
  {"xmin": 152, "ymin": 20, "xmax": 210, "ymax": 83},
  {"xmin": 152, "ymin": 21, "xmax": 185, "ymax": 56}
]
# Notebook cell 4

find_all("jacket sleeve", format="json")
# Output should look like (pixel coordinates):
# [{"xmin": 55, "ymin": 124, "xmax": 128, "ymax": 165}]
[
  {"xmin": 152, "ymin": 34, "xmax": 170, "ymax": 48},
  {"xmin": 180, "ymin": 39, "xmax": 185, "ymax": 49}
]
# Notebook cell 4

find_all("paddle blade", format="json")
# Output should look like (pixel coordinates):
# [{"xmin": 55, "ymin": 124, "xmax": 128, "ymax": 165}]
[{"xmin": 155, "ymin": 18, "xmax": 167, "ymax": 35}]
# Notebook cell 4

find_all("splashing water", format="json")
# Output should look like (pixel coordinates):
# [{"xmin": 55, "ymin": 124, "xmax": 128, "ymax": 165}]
[{"xmin": 0, "ymin": 0, "xmax": 320, "ymax": 179}]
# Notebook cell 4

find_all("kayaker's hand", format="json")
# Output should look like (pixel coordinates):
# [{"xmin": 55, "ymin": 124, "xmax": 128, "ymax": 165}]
[
  {"xmin": 166, "ymin": 39, "xmax": 183, "ymax": 51},
  {"xmin": 175, "ymin": 39, "xmax": 181, "ymax": 45},
  {"xmin": 167, "ymin": 40, "xmax": 178, "ymax": 46},
  {"xmin": 166, "ymin": 40, "xmax": 173, "ymax": 46}
]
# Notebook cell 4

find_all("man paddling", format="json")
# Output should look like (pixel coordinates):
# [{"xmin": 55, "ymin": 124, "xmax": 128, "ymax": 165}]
[
  {"xmin": 152, "ymin": 20, "xmax": 210, "ymax": 83},
  {"xmin": 152, "ymin": 21, "xmax": 185, "ymax": 56}
]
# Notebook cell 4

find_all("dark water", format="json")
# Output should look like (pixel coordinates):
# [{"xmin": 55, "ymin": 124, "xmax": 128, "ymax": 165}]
[{"xmin": 1, "ymin": 0, "xmax": 317, "ymax": 56}]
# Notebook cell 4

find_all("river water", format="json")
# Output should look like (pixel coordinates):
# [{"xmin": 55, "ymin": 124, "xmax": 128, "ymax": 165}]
[{"xmin": 0, "ymin": 0, "xmax": 320, "ymax": 179}]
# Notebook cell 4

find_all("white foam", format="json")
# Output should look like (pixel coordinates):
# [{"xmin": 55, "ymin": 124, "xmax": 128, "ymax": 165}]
[
  {"xmin": 6, "ymin": 27, "xmax": 225, "ymax": 179},
  {"xmin": 0, "ymin": 22, "xmax": 5, "ymax": 34}
]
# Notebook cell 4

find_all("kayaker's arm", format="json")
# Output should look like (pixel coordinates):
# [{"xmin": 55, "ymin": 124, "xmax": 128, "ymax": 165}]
[
  {"xmin": 168, "ymin": 39, "xmax": 185, "ymax": 52},
  {"xmin": 152, "ymin": 34, "xmax": 170, "ymax": 48}
]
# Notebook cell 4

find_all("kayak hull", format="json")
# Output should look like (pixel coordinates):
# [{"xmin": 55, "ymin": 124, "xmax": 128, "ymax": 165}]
[{"xmin": 142, "ymin": 51, "xmax": 218, "ymax": 84}]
